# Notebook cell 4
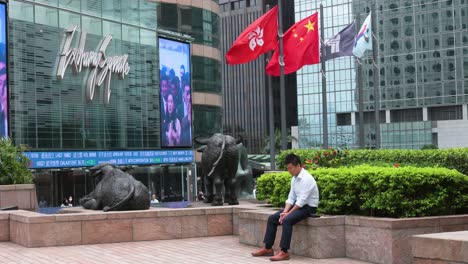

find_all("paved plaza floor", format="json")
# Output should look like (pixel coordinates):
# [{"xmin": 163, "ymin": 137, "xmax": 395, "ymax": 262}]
[{"xmin": 0, "ymin": 236, "xmax": 370, "ymax": 264}]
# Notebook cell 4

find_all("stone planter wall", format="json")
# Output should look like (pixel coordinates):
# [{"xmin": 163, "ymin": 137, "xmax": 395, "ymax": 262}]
[
  {"xmin": 238, "ymin": 209, "xmax": 346, "ymax": 259},
  {"xmin": 345, "ymin": 215, "xmax": 468, "ymax": 264},
  {"xmin": 1, "ymin": 202, "xmax": 467, "ymax": 263},
  {"xmin": 237, "ymin": 208, "xmax": 468, "ymax": 264},
  {"xmin": 0, "ymin": 211, "xmax": 9, "ymax": 241},
  {"xmin": 6, "ymin": 207, "xmax": 234, "ymax": 247},
  {"xmin": 0, "ymin": 184, "xmax": 38, "ymax": 210}
]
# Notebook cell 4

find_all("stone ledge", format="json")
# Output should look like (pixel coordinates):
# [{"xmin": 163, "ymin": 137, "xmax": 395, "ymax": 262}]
[
  {"xmin": 239, "ymin": 208, "xmax": 345, "ymax": 227},
  {"xmin": 0, "ymin": 219, "xmax": 9, "ymax": 241},
  {"xmin": 0, "ymin": 185, "xmax": 16, "ymax": 191},
  {"xmin": 0, "ymin": 211, "xmax": 9, "ymax": 220},
  {"xmin": 0, "ymin": 184, "xmax": 36, "ymax": 191},
  {"xmin": 3, "ymin": 203, "xmax": 467, "ymax": 264},
  {"xmin": 238, "ymin": 208, "xmax": 346, "ymax": 259},
  {"xmin": 55, "ymin": 212, "xmax": 108, "ymax": 222},
  {"xmin": 345, "ymin": 215, "xmax": 442, "ymax": 229},
  {"xmin": 298, "ymin": 215, "xmax": 345, "ymax": 226},
  {"xmin": 13, "ymin": 184, "xmax": 36, "ymax": 190},
  {"xmin": 438, "ymin": 215, "xmax": 468, "ymax": 226},
  {"xmin": 412, "ymin": 231, "xmax": 468, "ymax": 262},
  {"xmin": 239, "ymin": 210, "xmax": 468, "ymax": 264},
  {"xmin": 345, "ymin": 215, "xmax": 468, "ymax": 264},
  {"xmin": 9, "ymin": 211, "xmax": 55, "ymax": 224},
  {"xmin": 233, "ymin": 205, "xmax": 269, "ymax": 214},
  {"xmin": 2, "ymin": 205, "xmax": 240, "ymax": 247},
  {"xmin": 204, "ymin": 207, "xmax": 233, "ymax": 215},
  {"xmin": 0, "ymin": 185, "xmax": 38, "ymax": 210}
]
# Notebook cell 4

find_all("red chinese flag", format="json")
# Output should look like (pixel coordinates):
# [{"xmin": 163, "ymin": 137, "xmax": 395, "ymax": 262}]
[
  {"xmin": 226, "ymin": 6, "xmax": 278, "ymax": 65},
  {"xmin": 266, "ymin": 12, "xmax": 320, "ymax": 76}
]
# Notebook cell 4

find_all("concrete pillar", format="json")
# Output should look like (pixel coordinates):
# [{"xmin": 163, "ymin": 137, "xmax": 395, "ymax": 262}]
[
  {"xmin": 291, "ymin": 126, "xmax": 299, "ymax": 149},
  {"xmin": 463, "ymin": 104, "xmax": 467, "ymax": 120},
  {"xmin": 423, "ymin": 107, "xmax": 428, "ymax": 121},
  {"xmin": 351, "ymin": 112, "xmax": 356, "ymax": 126},
  {"xmin": 385, "ymin": 110, "xmax": 390, "ymax": 124}
]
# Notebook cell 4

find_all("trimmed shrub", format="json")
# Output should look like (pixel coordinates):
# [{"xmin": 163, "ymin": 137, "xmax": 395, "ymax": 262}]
[
  {"xmin": 277, "ymin": 148, "xmax": 349, "ymax": 170},
  {"xmin": 256, "ymin": 172, "xmax": 291, "ymax": 207},
  {"xmin": 256, "ymin": 172, "xmax": 277, "ymax": 201},
  {"xmin": 277, "ymin": 148, "xmax": 468, "ymax": 175},
  {"xmin": 257, "ymin": 165, "xmax": 468, "ymax": 218},
  {"xmin": 0, "ymin": 138, "xmax": 33, "ymax": 185}
]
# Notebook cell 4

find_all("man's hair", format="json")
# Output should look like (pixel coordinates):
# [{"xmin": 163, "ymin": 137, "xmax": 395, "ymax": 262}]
[{"xmin": 284, "ymin": 153, "xmax": 301, "ymax": 166}]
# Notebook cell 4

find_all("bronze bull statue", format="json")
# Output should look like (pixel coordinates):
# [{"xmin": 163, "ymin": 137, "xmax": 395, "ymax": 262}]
[
  {"xmin": 196, "ymin": 133, "xmax": 241, "ymax": 206},
  {"xmin": 80, "ymin": 163, "xmax": 150, "ymax": 211}
]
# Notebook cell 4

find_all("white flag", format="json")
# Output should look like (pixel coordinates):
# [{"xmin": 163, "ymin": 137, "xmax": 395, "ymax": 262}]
[{"xmin": 352, "ymin": 12, "xmax": 372, "ymax": 58}]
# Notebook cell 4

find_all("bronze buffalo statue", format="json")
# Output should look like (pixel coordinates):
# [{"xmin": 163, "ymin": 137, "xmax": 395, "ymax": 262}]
[
  {"xmin": 80, "ymin": 163, "xmax": 150, "ymax": 211},
  {"xmin": 196, "ymin": 133, "xmax": 241, "ymax": 206}
]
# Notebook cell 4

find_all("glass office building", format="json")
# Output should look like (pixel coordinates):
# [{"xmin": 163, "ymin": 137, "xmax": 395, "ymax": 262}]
[
  {"xmin": 7, "ymin": 0, "xmax": 222, "ymax": 206},
  {"xmin": 296, "ymin": 0, "xmax": 468, "ymax": 149}
]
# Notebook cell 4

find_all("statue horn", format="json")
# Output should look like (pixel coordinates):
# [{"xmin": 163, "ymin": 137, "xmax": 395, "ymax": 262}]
[{"xmin": 194, "ymin": 136, "xmax": 210, "ymax": 145}]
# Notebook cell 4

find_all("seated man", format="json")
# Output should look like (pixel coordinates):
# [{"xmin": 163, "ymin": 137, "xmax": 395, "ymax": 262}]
[
  {"xmin": 197, "ymin": 191, "xmax": 205, "ymax": 201},
  {"xmin": 251, "ymin": 153, "xmax": 319, "ymax": 261},
  {"xmin": 150, "ymin": 194, "xmax": 159, "ymax": 204}
]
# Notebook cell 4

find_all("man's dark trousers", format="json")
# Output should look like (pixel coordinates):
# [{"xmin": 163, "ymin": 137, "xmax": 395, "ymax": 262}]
[{"xmin": 263, "ymin": 205, "xmax": 317, "ymax": 251}]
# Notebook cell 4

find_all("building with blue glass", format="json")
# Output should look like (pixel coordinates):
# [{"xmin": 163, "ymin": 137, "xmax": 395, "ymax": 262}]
[
  {"xmin": 5, "ymin": 0, "xmax": 222, "ymax": 206},
  {"xmin": 295, "ymin": 0, "xmax": 468, "ymax": 149}
]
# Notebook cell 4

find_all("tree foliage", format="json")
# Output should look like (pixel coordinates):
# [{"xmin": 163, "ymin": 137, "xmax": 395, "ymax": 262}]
[{"xmin": 0, "ymin": 138, "xmax": 33, "ymax": 185}]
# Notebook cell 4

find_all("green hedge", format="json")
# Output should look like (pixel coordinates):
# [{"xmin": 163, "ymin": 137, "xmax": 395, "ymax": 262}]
[
  {"xmin": 277, "ymin": 148, "xmax": 468, "ymax": 175},
  {"xmin": 276, "ymin": 149, "xmax": 348, "ymax": 170},
  {"xmin": 0, "ymin": 138, "xmax": 33, "ymax": 185},
  {"xmin": 256, "ymin": 165, "xmax": 468, "ymax": 218},
  {"xmin": 256, "ymin": 172, "xmax": 291, "ymax": 207}
]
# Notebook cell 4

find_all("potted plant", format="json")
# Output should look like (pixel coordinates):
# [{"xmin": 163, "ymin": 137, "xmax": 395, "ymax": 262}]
[{"xmin": 0, "ymin": 138, "xmax": 36, "ymax": 210}]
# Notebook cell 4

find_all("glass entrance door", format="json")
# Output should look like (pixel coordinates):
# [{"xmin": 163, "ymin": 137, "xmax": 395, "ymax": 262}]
[{"xmin": 36, "ymin": 168, "xmax": 92, "ymax": 207}]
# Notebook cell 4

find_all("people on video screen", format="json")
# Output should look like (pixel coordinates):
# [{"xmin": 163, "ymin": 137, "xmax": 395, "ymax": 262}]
[{"xmin": 160, "ymin": 64, "xmax": 192, "ymax": 147}]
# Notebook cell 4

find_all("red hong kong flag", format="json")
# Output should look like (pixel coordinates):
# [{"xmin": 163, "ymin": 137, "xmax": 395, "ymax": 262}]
[
  {"xmin": 266, "ymin": 12, "xmax": 320, "ymax": 76},
  {"xmin": 225, "ymin": 6, "xmax": 278, "ymax": 65}
]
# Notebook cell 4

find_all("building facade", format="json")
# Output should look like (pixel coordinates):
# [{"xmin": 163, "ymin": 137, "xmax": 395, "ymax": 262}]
[
  {"xmin": 220, "ymin": 0, "xmax": 298, "ymax": 154},
  {"xmin": 296, "ymin": 0, "xmax": 468, "ymax": 149},
  {"xmin": 6, "ymin": 0, "xmax": 222, "ymax": 206}
]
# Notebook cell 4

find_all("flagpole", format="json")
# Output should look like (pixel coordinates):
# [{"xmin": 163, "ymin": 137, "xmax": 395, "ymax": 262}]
[
  {"xmin": 278, "ymin": 0, "xmax": 287, "ymax": 150},
  {"xmin": 371, "ymin": 3, "xmax": 380, "ymax": 149},
  {"xmin": 356, "ymin": 15, "xmax": 365, "ymax": 149},
  {"xmin": 357, "ymin": 59, "xmax": 366, "ymax": 148},
  {"xmin": 266, "ymin": 4, "xmax": 276, "ymax": 171},
  {"xmin": 268, "ymin": 58, "xmax": 276, "ymax": 170},
  {"xmin": 320, "ymin": 4, "xmax": 328, "ymax": 149}
]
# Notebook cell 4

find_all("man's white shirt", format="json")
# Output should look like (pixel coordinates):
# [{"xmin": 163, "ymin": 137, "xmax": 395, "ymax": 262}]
[{"xmin": 285, "ymin": 168, "xmax": 319, "ymax": 208}]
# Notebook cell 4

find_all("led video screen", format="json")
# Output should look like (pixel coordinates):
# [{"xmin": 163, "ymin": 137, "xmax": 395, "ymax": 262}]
[
  {"xmin": 0, "ymin": 3, "xmax": 7, "ymax": 138},
  {"xmin": 159, "ymin": 37, "xmax": 192, "ymax": 148}
]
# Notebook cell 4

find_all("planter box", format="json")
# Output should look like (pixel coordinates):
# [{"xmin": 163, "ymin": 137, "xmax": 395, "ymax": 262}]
[
  {"xmin": 238, "ymin": 209, "xmax": 468, "ymax": 264},
  {"xmin": 6, "ymin": 207, "xmax": 235, "ymax": 247},
  {"xmin": 345, "ymin": 215, "xmax": 468, "ymax": 264},
  {"xmin": 238, "ymin": 208, "xmax": 346, "ymax": 259},
  {"xmin": 0, "ymin": 184, "xmax": 38, "ymax": 211}
]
